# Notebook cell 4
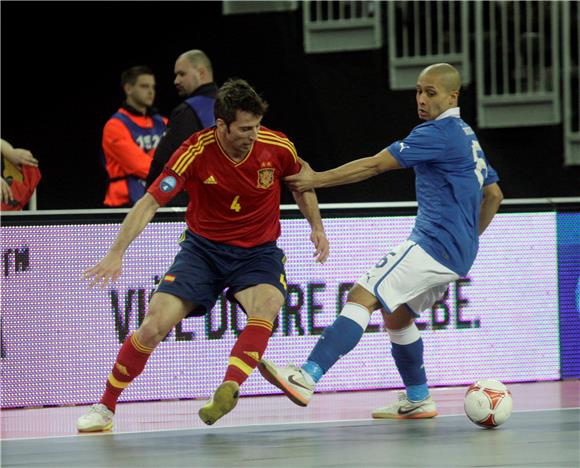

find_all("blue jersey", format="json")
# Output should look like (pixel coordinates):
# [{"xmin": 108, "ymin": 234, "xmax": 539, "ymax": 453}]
[{"xmin": 387, "ymin": 108, "xmax": 499, "ymax": 276}]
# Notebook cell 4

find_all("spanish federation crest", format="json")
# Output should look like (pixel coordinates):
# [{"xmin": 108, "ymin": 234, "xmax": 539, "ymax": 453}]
[{"xmin": 257, "ymin": 168, "xmax": 275, "ymax": 189}]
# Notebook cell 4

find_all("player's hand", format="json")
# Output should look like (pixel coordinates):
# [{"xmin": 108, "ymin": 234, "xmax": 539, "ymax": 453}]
[
  {"xmin": 83, "ymin": 252, "xmax": 123, "ymax": 288},
  {"xmin": 7, "ymin": 148, "xmax": 38, "ymax": 167},
  {"xmin": 285, "ymin": 160, "xmax": 318, "ymax": 192},
  {"xmin": 1, "ymin": 178, "xmax": 14, "ymax": 203},
  {"xmin": 310, "ymin": 229, "xmax": 329, "ymax": 264}
]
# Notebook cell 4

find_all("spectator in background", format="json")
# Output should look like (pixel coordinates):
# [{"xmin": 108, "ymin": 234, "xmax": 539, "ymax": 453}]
[
  {"xmin": 1, "ymin": 138, "xmax": 40, "ymax": 210},
  {"xmin": 102, "ymin": 66, "xmax": 167, "ymax": 208},
  {"xmin": 146, "ymin": 49, "xmax": 218, "ymax": 206}
]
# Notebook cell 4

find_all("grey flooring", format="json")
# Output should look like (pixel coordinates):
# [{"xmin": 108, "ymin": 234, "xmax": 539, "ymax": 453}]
[{"xmin": 2, "ymin": 409, "xmax": 579, "ymax": 468}]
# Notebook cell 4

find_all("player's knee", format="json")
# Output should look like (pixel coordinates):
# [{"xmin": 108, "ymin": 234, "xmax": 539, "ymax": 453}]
[
  {"xmin": 248, "ymin": 304, "xmax": 282, "ymax": 322},
  {"xmin": 383, "ymin": 305, "xmax": 414, "ymax": 330},
  {"xmin": 137, "ymin": 316, "xmax": 171, "ymax": 348},
  {"xmin": 247, "ymin": 295, "xmax": 283, "ymax": 321}
]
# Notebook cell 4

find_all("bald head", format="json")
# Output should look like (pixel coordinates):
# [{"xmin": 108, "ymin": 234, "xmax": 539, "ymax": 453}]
[
  {"xmin": 179, "ymin": 49, "xmax": 213, "ymax": 76},
  {"xmin": 174, "ymin": 49, "xmax": 214, "ymax": 97},
  {"xmin": 415, "ymin": 63, "xmax": 462, "ymax": 120},
  {"xmin": 419, "ymin": 63, "xmax": 461, "ymax": 93}
]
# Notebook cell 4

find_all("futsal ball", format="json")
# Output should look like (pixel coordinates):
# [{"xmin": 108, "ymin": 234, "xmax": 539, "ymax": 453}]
[{"xmin": 464, "ymin": 379, "xmax": 513, "ymax": 428}]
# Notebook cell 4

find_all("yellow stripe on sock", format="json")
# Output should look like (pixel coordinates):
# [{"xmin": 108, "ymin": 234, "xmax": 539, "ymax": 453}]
[
  {"xmin": 247, "ymin": 319, "xmax": 273, "ymax": 331},
  {"xmin": 229, "ymin": 356, "xmax": 254, "ymax": 376},
  {"xmin": 243, "ymin": 351, "xmax": 260, "ymax": 363},
  {"xmin": 131, "ymin": 333, "xmax": 154, "ymax": 354},
  {"xmin": 108, "ymin": 373, "xmax": 130, "ymax": 389}
]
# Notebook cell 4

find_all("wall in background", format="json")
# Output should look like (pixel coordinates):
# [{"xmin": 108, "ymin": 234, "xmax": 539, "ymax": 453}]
[{"xmin": 1, "ymin": 2, "xmax": 579, "ymax": 209}]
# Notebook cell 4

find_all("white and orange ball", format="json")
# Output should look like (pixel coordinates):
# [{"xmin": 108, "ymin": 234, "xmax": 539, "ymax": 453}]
[{"xmin": 464, "ymin": 379, "xmax": 513, "ymax": 428}]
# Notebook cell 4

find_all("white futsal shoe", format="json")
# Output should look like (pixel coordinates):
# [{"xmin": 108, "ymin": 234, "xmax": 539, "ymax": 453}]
[
  {"xmin": 258, "ymin": 359, "xmax": 315, "ymax": 407},
  {"xmin": 372, "ymin": 392, "xmax": 438, "ymax": 419},
  {"xmin": 77, "ymin": 403, "xmax": 114, "ymax": 432}
]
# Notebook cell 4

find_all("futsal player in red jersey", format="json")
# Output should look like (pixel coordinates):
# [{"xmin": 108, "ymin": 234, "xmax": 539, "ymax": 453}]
[{"xmin": 77, "ymin": 78, "xmax": 329, "ymax": 431}]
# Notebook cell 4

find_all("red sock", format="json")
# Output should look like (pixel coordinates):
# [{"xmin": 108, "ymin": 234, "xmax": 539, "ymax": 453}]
[
  {"xmin": 224, "ymin": 318, "xmax": 273, "ymax": 386},
  {"xmin": 99, "ymin": 333, "xmax": 153, "ymax": 412}
]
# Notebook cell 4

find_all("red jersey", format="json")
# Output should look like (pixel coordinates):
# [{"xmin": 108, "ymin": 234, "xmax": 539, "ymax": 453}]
[{"xmin": 148, "ymin": 126, "xmax": 301, "ymax": 247}]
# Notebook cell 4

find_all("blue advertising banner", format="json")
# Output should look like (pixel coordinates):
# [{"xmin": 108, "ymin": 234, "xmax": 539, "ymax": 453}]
[{"xmin": 558, "ymin": 212, "xmax": 580, "ymax": 378}]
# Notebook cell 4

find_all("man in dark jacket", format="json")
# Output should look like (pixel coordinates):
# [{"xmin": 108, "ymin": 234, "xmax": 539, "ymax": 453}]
[{"xmin": 146, "ymin": 49, "xmax": 218, "ymax": 205}]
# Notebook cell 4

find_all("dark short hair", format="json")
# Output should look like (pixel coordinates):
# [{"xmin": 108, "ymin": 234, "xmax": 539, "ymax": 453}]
[
  {"xmin": 121, "ymin": 66, "xmax": 154, "ymax": 87},
  {"xmin": 214, "ymin": 78, "xmax": 268, "ymax": 126}
]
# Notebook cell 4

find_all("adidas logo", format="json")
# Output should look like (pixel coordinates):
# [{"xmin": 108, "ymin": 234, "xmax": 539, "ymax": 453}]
[{"xmin": 204, "ymin": 175, "xmax": 217, "ymax": 184}]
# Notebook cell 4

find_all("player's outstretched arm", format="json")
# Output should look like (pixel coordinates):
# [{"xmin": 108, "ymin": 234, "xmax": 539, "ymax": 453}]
[
  {"xmin": 84, "ymin": 193, "xmax": 160, "ymax": 288},
  {"xmin": 285, "ymin": 149, "xmax": 401, "ymax": 192},
  {"xmin": 291, "ymin": 189, "xmax": 329, "ymax": 263},
  {"xmin": 479, "ymin": 183, "xmax": 503, "ymax": 235}
]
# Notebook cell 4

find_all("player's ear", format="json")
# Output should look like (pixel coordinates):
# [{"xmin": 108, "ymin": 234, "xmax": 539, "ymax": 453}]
[
  {"xmin": 123, "ymin": 83, "xmax": 132, "ymax": 97},
  {"xmin": 449, "ymin": 89, "xmax": 459, "ymax": 105},
  {"xmin": 216, "ymin": 118, "xmax": 226, "ymax": 132}
]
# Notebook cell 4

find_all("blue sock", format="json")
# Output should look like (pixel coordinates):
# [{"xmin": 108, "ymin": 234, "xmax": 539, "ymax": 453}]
[
  {"xmin": 387, "ymin": 323, "xmax": 429, "ymax": 402},
  {"xmin": 302, "ymin": 360, "xmax": 324, "ymax": 383},
  {"xmin": 406, "ymin": 383, "xmax": 429, "ymax": 402},
  {"xmin": 391, "ymin": 340, "xmax": 428, "ymax": 401},
  {"xmin": 301, "ymin": 304, "xmax": 370, "ymax": 383}
]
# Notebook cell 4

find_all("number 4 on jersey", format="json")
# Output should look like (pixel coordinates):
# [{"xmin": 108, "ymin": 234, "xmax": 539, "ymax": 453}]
[{"xmin": 230, "ymin": 195, "xmax": 241, "ymax": 212}]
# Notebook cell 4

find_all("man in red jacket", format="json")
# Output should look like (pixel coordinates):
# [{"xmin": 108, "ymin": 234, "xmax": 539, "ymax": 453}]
[{"xmin": 102, "ymin": 66, "xmax": 167, "ymax": 207}]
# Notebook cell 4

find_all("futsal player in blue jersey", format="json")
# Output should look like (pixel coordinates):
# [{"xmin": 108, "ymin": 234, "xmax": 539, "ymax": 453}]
[{"xmin": 259, "ymin": 63, "xmax": 504, "ymax": 419}]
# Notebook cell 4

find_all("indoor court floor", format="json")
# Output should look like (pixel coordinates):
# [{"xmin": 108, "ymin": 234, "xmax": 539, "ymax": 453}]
[{"xmin": 2, "ymin": 380, "xmax": 579, "ymax": 467}]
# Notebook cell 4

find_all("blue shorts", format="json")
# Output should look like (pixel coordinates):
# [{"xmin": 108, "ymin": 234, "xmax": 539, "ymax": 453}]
[{"xmin": 155, "ymin": 230, "xmax": 288, "ymax": 317}]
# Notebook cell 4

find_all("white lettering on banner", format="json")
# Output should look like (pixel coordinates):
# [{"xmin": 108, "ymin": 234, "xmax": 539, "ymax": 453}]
[{"xmin": 0, "ymin": 214, "xmax": 560, "ymax": 407}]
